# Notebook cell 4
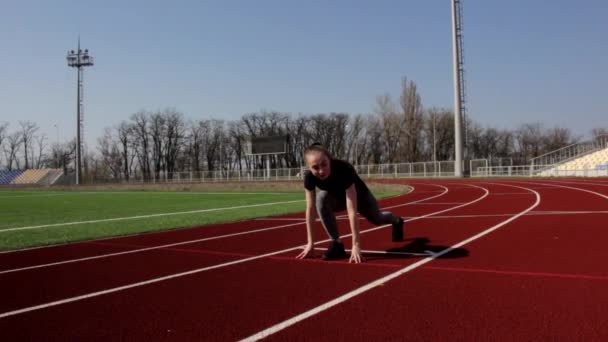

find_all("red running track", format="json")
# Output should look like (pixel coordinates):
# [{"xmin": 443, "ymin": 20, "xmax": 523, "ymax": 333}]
[{"xmin": 1, "ymin": 178, "xmax": 608, "ymax": 341}]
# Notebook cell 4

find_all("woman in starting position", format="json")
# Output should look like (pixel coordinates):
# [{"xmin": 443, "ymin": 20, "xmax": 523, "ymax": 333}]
[{"xmin": 296, "ymin": 143, "xmax": 404, "ymax": 263}]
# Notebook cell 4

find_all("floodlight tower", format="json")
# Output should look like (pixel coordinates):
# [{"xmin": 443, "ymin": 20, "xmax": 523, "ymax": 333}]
[
  {"xmin": 67, "ymin": 39, "xmax": 94, "ymax": 185},
  {"xmin": 451, "ymin": 0, "xmax": 467, "ymax": 177}
]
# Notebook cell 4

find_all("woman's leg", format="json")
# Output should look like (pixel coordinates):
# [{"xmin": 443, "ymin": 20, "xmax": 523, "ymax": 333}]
[
  {"xmin": 357, "ymin": 190, "xmax": 397, "ymax": 225},
  {"xmin": 316, "ymin": 190, "xmax": 345, "ymax": 241},
  {"xmin": 357, "ymin": 189, "xmax": 404, "ymax": 241}
]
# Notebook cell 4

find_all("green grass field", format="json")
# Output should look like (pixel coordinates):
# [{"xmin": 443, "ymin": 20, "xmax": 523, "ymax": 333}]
[{"xmin": 0, "ymin": 189, "xmax": 398, "ymax": 251}]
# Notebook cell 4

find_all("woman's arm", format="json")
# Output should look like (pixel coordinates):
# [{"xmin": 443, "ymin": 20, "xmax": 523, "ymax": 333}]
[
  {"xmin": 296, "ymin": 189, "xmax": 317, "ymax": 259},
  {"xmin": 345, "ymin": 184, "xmax": 363, "ymax": 263}
]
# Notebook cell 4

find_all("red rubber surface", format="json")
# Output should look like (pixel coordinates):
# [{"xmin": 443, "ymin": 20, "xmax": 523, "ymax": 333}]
[{"xmin": 1, "ymin": 178, "xmax": 607, "ymax": 341}]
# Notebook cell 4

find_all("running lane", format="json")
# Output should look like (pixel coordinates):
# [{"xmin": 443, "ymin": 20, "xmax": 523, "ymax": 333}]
[
  {"xmin": 264, "ymin": 179, "xmax": 608, "ymax": 341},
  {"xmin": 0, "ymin": 181, "xmax": 490, "ymax": 341}
]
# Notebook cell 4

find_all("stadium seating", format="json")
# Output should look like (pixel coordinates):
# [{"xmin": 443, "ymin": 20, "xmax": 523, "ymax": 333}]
[
  {"xmin": 11, "ymin": 169, "xmax": 51, "ymax": 185},
  {"xmin": 556, "ymin": 148, "xmax": 608, "ymax": 171},
  {"xmin": 0, "ymin": 169, "xmax": 64, "ymax": 185},
  {"xmin": 540, "ymin": 148, "xmax": 608, "ymax": 176},
  {"xmin": 0, "ymin": 170, "xmax": 24, "ymax": 185}
]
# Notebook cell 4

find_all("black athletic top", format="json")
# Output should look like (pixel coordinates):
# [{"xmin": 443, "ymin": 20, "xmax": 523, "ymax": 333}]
[{"xmin": 304, "ymin": 159, "xmax": 369, "ymax": 195}]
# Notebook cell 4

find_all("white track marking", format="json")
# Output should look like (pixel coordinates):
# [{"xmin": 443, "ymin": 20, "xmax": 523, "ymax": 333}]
[
  {"xmin": 412, "ymin": 210, "xmax": 608, "ymax": 219},
  {"xmin": 543, "ymin": 179, "xmax": 608, "ymax": 188},
  {"xmin": 508, "ymin": 180, "xmax": 608, "ymax": 200},
  {"xmin": 0, "ymin": 184, "xmax": 443, "ymax": 271},
  {"xmin": 239, "ymin": 183, "xmax": 539, "ymax": 341},
  {"xmin": 528, "ymin": 210, "xmax": 608, "ymax": 215},
  {"xmin": 0, "ymin": 184, "xmax": 434, "ymax": 255},
  {"xmin": 407, "ymin": 202, "xmax": 467, "ymax": 205},
  {"xmin": 0, "ymin": 194, "xmax": 67, "ymax": 199},
  {"xmin": 254, "ymin": 218, "xmax": 307, "ymax": 221},
  {"xmin": 0, "ymin": 191, "xmax": 299, "ymax": 199},
  {"xmin": 488, "ymin": 192, "xmax": 532, "ymax": 196},
  {"xmin": 0, "ymin": 183, "xmax": 485, "ymax": 318},
  {"xmin": 0, "ymin": 221, "xmax": 306, "ymax": 275},
  {"xmin": 313, "ymin": 247, "xmax": 433, "ymax": 257},
  {"xmin": 0, "ymin": 199, "xmax": 305, "ymax": 233},
  {"xmin": 0, "ymin": 245, "xmax": 303, "ymax": 319}
]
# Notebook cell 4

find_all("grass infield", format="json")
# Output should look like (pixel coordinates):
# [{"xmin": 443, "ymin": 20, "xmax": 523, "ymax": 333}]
[{"xmin": 0, "ymin": 185, "xmax": 405, "ymax": 251}]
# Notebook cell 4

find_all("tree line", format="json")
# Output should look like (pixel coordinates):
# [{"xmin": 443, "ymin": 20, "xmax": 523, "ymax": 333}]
[{"xmin": 1, "ymin": 78, "xmax": 606, "ymax": 180}]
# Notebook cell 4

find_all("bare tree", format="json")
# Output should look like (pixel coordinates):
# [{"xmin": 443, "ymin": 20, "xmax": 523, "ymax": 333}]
[
  {"xmin": 346, "ymin": 114, "xmax": 365, "ymax": 165},
  {"xmin": 399, "ymin": 77, "xmax": 424, "ymax": 162},
  {"xmin": 365, "ymin": 115, "xmax": 384, "ymax": 164},
  {"xmin": 98, "ymin": 128, "xmax": 123, "ymax": 179},
  {"xmin": 514, "ymin": 123, "xmax": 544, "ymax": 163},
  {"xmin": 163, "ymin": 109, "xmax": 185, "ymax": 177},
  {"xmin": 3, "ymin": 132, "xmax": 21, "ymax": 170},
  {"xmin": 543, "ymin": 127, "xmax": 576, "ymax": 153},
  {"xmin": 204, "ymin": 120, "xmax": 224, "ymax": 172},
  {"xmin": 0, "ymin": 122, "xmax": 8, "ymax": 168},
  {"xmin": 187, "ymin": 120, "xmax": 205, "ymax": 172},
  {"xmin": 117, "ymin": 121, "xmax": 133, "ymax": 180},
  {"xmin": 149, "ymin": 111, "xmax": 167, "ymax": 178},
  {"xmin": 34, "ymin": 134, "xmax": 47, "ymax": 168},
  {"xmin": 130, "ymin": 111, "xmax": 152, "ymax": 180},
  {"xmin": 424, "ymin": 108, "xmax": 454, "ymax": 161},
  {"xmin": 375, "ymin": 94, "xmax": 402, "ymax": 162},
  {"xmin": 285, "ymin": 115, "xmax": 309, "ymax": 168},
  {"xmin": 19, "ymin": 121, "xmax": 39, "ymax": 169},
  {"xmin": 591, "ymin": 128, "xmax": 608, "ymax": 138}
]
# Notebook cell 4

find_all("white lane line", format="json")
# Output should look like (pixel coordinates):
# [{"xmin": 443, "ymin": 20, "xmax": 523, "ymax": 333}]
[
  {"xmin": 239, "ymin": 183, "xmax": 539, "ymax": 341},
  {"xmin": 528, "ymin": 210, "xmax": 608, "ymax": 215},
  {"xmin": 0, "ymin": 184, "xmax": 444, "ymax": 272},
  {"xmin": 543, "ymin": 179, "xmax": 608, "ymax": 188},
  {"xmin": 75, "ymin": 191, "xmax": 299, "ymax": 195},
  {"xmin": 0, "ymin": 199, "xmax": 305, "ymax": 233},
  {"xmin": 313, "ymin": 247, "xmax": 433, "ymax": 257},
  {"xmin": 488, "ymin": 192, "xmax": 531, "ymax": 196},
  {"xmin": 0, "ymin": 183, "xmax": 427, "ymax": 255},
  {"xmin": 0, "ymin": 221, "xmax": 306, "ymax": 275},
  {"xmin": 0, "ymin": 194, "xmax": 66, "ymax": 199},
  {"xmin": 417, "ymin": 210, "xmax": 608, "ymax": 219},
  {"xmin": 407, "ymin": 202, "xmax": 466, "ymax": 205},
  {"xmin": 508, "ymin": 180, "xmax": 608, "ymax": 200},
  {"xmin": 254, "ymin": 218, "xmax": 307, "ymax": 221},
  {"xmin": 0, "ymin": 244, "xmax": 303, "ymax": 319},
  {"xmin": 0, "ymin": 191, "xmax": 299, "ymax": 198},
  {"xmin": 0, "ymin": 183, "xmax": 482, "ymax": 318}
]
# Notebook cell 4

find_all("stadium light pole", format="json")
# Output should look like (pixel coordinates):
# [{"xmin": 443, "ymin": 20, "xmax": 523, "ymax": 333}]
[
  {"xmin": 451, "ymin": 0, "xmax": 464, "ymax": 177},
  {"xmin": 54, "ymin": 124, "xmax": 59, "ymax": 144},
  {"xmin": 346, "ymin": 124, "xmax": 358, "ymax": 166},
  {"xmin": 67, "ymin": 38, "xmax": 94, "ymax": 185},
  {"xmin": 432, "ymin": 113, "xmax": 437, "ymax": 163}
]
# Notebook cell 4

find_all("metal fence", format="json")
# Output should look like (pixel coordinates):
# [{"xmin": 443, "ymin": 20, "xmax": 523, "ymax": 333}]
[
  {"xmin": 47, "ymin": 154, "xmax": 608, "ymax": 186},
  {"xmin": 471, "ymin": 164, "xmax": 608, "ymax": 178},
  {"xmin": 89, "ymin": 161, "xmax": 459, "ymax": 184}
]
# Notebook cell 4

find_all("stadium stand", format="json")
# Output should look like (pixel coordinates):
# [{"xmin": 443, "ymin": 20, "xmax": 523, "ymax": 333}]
[
  {"xmin": 0, "ymin": 169, "xmax": 64, "ymax": 186},
  {"xmin": 0, "ymin": 170, "xmax": 25, "ymax": 185},
  {"xmin": 11, "ymin": 169, "xmax": 51, "ymax": 185},
  {"xmin": 540, "ymin": 147, "xmax": 608, "ymax": 176}
]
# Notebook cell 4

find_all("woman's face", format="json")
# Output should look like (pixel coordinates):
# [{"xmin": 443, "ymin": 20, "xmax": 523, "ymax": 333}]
[{"xmin": 305, "ymin": 151, "xmax": 331, "ymax": 180}]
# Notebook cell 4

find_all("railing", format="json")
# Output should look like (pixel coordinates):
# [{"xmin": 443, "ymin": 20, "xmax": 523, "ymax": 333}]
[
  {"xmin": 16, "ymin": 156, "xmax": 605, "ymax": 186},
  {"xmin": 88, "ymin": 161, "xmax": 459, "ymax": 184},
  {"xmin": 472, "ymin": 164, "xmax": 608, "ymax": 178},
  {"xmin": 530, "ymin": 135, "xmax": 608, "ymax": 169}
]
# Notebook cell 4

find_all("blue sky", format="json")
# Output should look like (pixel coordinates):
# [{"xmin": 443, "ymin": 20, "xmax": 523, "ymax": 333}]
[{"xmin": 1, "ymin": 0, "xmax": 606, "ymax": 146}]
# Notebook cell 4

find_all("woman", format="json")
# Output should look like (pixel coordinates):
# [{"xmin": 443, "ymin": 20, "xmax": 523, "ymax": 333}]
[{"xmin": 296, "ymin": 143, "xmax": 404, "ymax": 263}]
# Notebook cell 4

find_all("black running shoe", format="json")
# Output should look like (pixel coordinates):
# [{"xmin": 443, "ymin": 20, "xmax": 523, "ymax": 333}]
[
  {"xmin": 392, "ymin": 217, "xmax": 404, "ymax": 242},
  {"xmin": 322, "ymin": 241, "xmax": 347, "ymax": 260}
]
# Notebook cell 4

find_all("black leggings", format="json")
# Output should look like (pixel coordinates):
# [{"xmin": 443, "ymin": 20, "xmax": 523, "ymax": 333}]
[{"xmin": 316, "ymin": 189, "xmax": 397, "ymax": 241}]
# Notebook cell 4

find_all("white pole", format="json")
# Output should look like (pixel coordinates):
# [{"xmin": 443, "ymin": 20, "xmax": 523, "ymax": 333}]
[{"xmin": 452, "ymin": 0, "xmax": 464, "ymax": 177}]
